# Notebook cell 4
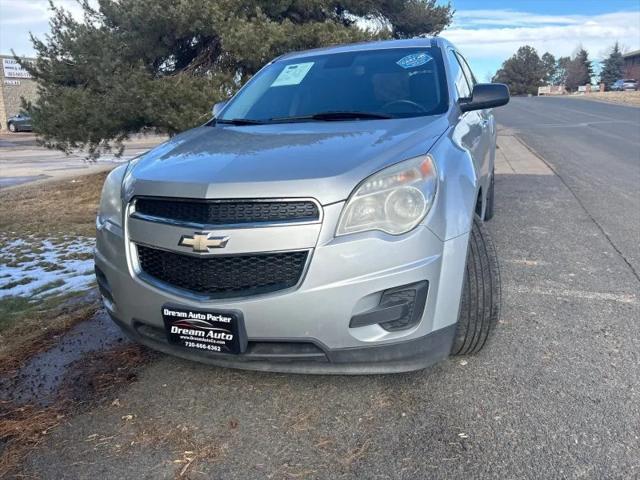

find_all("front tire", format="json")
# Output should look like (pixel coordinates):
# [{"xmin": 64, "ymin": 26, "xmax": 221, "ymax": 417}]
[
  {"xmin": 451, "ymin": 217, "xmax": 501, "ymax": 355},
  {"xmin": 8, "ymin": 122, "xmax": 16, "ymax": 132}
]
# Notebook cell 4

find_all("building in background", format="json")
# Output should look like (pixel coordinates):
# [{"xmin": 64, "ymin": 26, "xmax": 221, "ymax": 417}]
[
  {"xmin": 622, "ymin": 50, "xmax": 640, "ymax": 81},
  {"xmin": 0, "ymin": 55, "xmax": 38, "ymax": 132}
]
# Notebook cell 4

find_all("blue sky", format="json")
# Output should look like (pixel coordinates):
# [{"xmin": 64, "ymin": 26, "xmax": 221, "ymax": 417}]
[
  {"xmin": 1, "ymin": 0, "xmax": 639, "ymax": 80},
  {"xmin": 444, "ymin": 0, "xmax": 640, "ymax": 79}
]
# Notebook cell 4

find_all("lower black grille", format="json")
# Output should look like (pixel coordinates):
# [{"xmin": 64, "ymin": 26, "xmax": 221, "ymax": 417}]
[
  {"xmin": 379, "ymin": 282, "xmax": 429, "ymax": 331},
  {"xmin": 136, "ymin": 245, "xmax": 308, "ymax": 298},
  {"xmin": 135, "ymin": 198, "xmax": 319, "ymax": 225}
]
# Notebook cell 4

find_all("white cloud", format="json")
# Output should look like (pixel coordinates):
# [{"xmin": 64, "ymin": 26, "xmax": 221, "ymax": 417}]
[
  {"xmin": 447, "ymin": 10, "xmax": 640, "ymax": 62},
  {"xmin": 0, "ymin": 0, "xmax": 86, "ymax": 25},
  {"xmin": 0, "ymin": 1, "xmax": 50, "ymax": 26},
  {"xmin": 452, "ymin": 10, "xmax": 585, "ymax": 28},
  {"xmin": 0, "ymin": 0, "xmax": 92, "ymax": 55}
]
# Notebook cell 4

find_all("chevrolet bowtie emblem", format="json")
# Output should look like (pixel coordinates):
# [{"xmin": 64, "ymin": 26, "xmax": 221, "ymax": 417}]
[{"xmin": 178, "ymin": 232, "xmax": 229, "ymax": 252}]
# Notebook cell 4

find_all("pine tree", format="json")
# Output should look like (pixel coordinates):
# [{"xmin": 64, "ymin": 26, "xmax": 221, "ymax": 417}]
[
  {"xmin": 552, "ymin": 56, "xmax": 571, "ymax": 86},
  {"xmin": 492, "ymin": 46, "xmax": 545, "ymax": 95},
  {"xmin": 21, "ymin": 0, "xmax": 453, "ymax": 158},
  {"xmin": 565, "ymin": 48, "xmax": 593, "ymax": 91},
  {"xmin": 541, "ymin": 52, "xmax": 556, "ymax": 84},
  {"xmin": 600, "ymin": 42, "xmax": 625, "ymax": 89}
]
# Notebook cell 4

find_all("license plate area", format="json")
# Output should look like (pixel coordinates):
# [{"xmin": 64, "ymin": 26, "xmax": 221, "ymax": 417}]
[{"xmin": 162, "ymin": 304, "xmax": 247, "ymax": 354}]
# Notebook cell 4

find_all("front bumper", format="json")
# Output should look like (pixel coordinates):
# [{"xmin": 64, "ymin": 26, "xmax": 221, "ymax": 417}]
[
  {"xmin": 95, "ymin": 204, "xmax": 469, "ymax": 374},
  {"xmin": 108, "ymin": 311, "xmax": 456, "ymax": 374}
]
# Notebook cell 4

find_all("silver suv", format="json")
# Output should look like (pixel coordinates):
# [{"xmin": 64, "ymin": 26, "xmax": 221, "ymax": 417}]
[{"xmin": 95, "ymin": 38, "xmax": 509, "ymax": 373}]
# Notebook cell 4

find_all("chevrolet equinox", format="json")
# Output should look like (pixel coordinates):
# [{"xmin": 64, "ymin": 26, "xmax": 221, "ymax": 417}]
[{"xmin": 95, "ymin": 37, "xmax": 509, "ymax": 373}]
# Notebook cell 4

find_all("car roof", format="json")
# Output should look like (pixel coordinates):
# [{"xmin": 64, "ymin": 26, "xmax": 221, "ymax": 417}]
[{"xmin": 275, "ymin": 37, "xmax": 453, "ymax": 62}]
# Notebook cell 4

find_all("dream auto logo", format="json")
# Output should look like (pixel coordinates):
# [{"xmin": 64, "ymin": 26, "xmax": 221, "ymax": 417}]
[{"xmin": 170, "ymin": 319, "xmax": 233, "ymax": 340}]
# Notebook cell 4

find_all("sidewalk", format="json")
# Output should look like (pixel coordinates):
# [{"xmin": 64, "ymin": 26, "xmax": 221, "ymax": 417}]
[{"xmin": 495, "ymin": 131, "xmax": 553, "ymax": 175}]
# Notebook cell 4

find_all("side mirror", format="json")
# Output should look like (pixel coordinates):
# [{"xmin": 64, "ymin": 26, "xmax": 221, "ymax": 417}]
[
  {"xmin": 212, "ymin": 101, "xmax": 227, "ymax": 118},
  {"xmin": 459, "ymin": 83, "xmax": 510, "ymax": 112}
]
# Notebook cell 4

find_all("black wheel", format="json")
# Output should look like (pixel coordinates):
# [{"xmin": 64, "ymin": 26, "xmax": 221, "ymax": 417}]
[
  {"xmin": 451, "ymin": 216, "xmax": 501, "ymax": 355},
  {"xmin": 483, "ymin": 172, "xmax": 495, "ymax": 221},
  {"xmin": 8, "ymin": 122, "xmax": 16, "ymax": 132}
]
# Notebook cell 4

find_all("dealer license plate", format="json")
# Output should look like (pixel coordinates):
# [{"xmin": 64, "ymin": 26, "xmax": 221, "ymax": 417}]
[{"xmin": 162, "ymin": 305, "xmax": 247, "ymax": 354}]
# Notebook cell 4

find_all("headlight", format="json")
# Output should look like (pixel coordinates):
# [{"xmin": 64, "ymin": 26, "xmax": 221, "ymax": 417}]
[
  {"xmin": 97, "ymin": 164, "xmax": 127, "ymax": 229},
  {"xmin": 336, "ymin": 155, "xmax": 437, "ymax": 236}
]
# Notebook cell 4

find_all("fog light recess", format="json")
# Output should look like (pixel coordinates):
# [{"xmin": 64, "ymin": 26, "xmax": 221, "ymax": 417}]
[{"xmin": 349, "ymin": 281, "xmax": 429, "ymax": 332}]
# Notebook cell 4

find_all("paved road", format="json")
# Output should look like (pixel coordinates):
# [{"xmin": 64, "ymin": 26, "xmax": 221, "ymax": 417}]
[
  {"xmin": 496, "ymin": 96, "xmax": 640, "ymax": 280},
  {"xmin": 21, "ymin": 99, "xmax": 640, "ymax": 479}
]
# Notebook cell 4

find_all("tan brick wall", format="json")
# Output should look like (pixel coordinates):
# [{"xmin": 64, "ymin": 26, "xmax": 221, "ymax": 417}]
[{"xmin": 0, "ymin": 55, "xmax": 39, "ymax": 131}]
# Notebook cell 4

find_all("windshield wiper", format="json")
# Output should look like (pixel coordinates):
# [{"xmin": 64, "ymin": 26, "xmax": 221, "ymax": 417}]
[
  {"xmin": 216, "ymin": 111, "xmax": 394, "ymax": 126},
  {"xmin": 216, "ymin": 118, "xmax": 267, "ymax": 125},
  {"xmin": 270, "ymin": 111, "xmax": 394, "ymax": 122}
]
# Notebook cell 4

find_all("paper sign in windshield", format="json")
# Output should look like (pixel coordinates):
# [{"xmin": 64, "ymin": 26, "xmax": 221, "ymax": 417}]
[
  {"xmin": 397, "ymin": 53, "xmax": 432, "ymax": 69},
  {"xmin": 272, "ymin": 62, "xmax": 314, "ymax": 86}
]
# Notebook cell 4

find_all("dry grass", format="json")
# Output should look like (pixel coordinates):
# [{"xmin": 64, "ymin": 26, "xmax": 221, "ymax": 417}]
[
  {"xmin": 135, "ymin": 424, "xmax": 227, "ymax": 479},
  {"xmin": 0, "ymin": 171, "xmax": 106, "ymax": 363},
  {"xmin": 0, "ymin": 171, "xmax": 107, "ymax": 238},
  {"xmin": 0, "ymin": 401, "xmax": 66, "ymax": 478},
  {"xmin": 0, "ymin": 293, "xmax": 100, "ymax": 375},
  {"xmin": 0, "ymin": 173, "xmax": 114, "ymax": 476},
  {"xmin": 88, "ymin": 416, "xmax": 228, "ymax": 479},
  {"xmin": 574, "ymin": 91, "xmax": 640, "ymax": 107},
  {"xmin": 0, "ymin": 171, "xmax": 162, "ymax": 477},
  {"xmin": 0, "ymin": 343, "xmax": 156, "ymax": 478}
]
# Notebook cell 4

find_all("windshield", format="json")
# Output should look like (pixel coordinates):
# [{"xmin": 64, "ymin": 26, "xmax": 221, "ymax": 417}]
[{"xmin": 219, "ymin": 47, "xmax": 448, "ymax": 123}]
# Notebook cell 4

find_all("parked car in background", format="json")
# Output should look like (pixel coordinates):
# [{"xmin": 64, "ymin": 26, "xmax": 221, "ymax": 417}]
[
  {"xmin": 610, "ymin": 79, "xmax": 638, "ymax": 91},
  {"xmin": 6, "ymin": 112, "xmax": 32, "ymax": 132},
  {"xmin": 96, "ymin": 37, "xmax": 509, "ymax": 374}
]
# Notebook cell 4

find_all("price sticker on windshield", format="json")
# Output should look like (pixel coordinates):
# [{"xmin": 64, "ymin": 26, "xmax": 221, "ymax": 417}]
[{"xmin": 272, "ymin": 62, "xmax": 314, "ymax": 86}]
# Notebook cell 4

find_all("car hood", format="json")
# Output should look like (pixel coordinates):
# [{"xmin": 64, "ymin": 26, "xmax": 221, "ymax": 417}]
[{"xmin": 125, "ymin": 116, "xmax": 449, "ymax": 205}]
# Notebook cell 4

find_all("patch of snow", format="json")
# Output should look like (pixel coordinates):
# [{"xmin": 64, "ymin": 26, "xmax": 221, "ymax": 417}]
[{"xmin": 0, "ymin": 234, "xmax": 95, "ymax": 300}]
